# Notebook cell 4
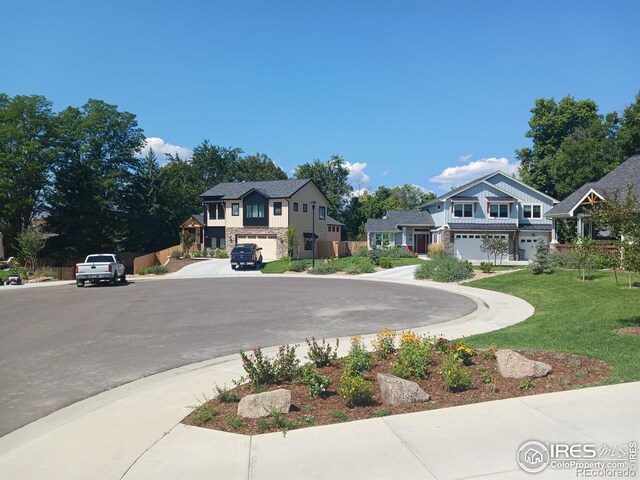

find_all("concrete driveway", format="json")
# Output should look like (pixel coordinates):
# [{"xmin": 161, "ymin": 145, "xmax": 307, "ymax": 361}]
[{"xmin": 168, "ymin": 259, "xmax": 262, "ymax": 278}]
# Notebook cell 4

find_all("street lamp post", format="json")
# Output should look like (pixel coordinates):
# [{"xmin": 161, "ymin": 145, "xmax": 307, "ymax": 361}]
[{"xmin": 311, "ymin": 200, "xmax": 316, "ymax": 271}]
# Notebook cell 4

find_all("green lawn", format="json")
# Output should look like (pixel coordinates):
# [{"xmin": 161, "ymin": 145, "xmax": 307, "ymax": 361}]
[
  {"xmin": 261, "ymin": 256, "xmax": 426, "ymax": 274},
  {"xmin": 464, "ymin": 269, "xmax": 640, "ymax": 384}
]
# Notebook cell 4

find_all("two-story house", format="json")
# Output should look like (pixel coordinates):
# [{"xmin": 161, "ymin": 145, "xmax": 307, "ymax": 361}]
[
  {"xmin": 365, "ymin": 171, "xmax": 558, "ymax": 261},
  {"xmin": 199, "ymin": 179, "xmax": 330, "ymax": 260}
]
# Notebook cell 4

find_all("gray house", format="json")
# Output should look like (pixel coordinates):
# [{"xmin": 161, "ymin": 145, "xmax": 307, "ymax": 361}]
[
  {"xmin": 365, "ymin": 171, "xmax": 558, "ymax": 261},
  {"xmin": 546, "ymin": 155, "xmax": 640, "ymax": 241}
]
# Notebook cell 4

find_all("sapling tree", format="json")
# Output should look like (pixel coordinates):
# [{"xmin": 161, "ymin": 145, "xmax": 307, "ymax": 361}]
[{"xmin": 529, "ymin": 238, "xmax": 552, "ymax": 275}]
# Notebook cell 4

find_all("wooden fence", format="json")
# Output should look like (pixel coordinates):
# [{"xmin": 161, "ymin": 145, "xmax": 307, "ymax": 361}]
[
  {"xmin": 316, "ymin": 241, "xmax": 367, "ymax": 259},
  {"xmin": 133, "ymin": 245, "xmax": 193, "ymax": 274}
]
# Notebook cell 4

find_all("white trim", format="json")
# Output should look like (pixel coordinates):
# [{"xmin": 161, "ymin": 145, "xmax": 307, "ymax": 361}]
[
  {"xmin": 568, "ymin": 188, "xmax": 606, "ymax": 217},
  {"xmin": 453, "ymin": 203, "xmax": 474, "ymax": 218},
  {"xmin": 522, "ymin": 203, "xmax": 543, "ymax": 219},
  {"xmin": 489, "ymin": 203, "xmax": 510, "ymax": 218}
]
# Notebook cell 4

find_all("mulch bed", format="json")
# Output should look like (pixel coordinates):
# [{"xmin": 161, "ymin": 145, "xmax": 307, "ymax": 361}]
[
  {"xmin": 165, "ymin": 257, "xmax": 208, "ymax": 273},
  {"xmin": 183, "ymin": 350, "xmax": 610, "ymax": 435}
]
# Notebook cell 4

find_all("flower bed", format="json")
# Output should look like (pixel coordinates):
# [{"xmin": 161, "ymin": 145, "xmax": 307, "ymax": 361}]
[{"xmin": 183, "ymin": 333, "xmax": 610, "ymax": 436}]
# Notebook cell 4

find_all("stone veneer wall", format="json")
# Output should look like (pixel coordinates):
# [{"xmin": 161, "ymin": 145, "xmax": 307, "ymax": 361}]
[
  {"xmin": 226, "ymin": 227, "xmax": 289, "ymax": 259},
  {"xmin": 441, "ymin": 229, "xmax": 454, "ymax": 256}
]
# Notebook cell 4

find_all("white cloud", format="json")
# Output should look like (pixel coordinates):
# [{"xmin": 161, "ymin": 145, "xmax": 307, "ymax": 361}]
[
  {"xmin": 429, "ymin": 157, "xmax": 520, "ymax": 192},
  {"xmin": 344, "ymin": 161, "xmax": 371, "ymax": 188},
  {"xmin": 140, "ymin": 137, "xmax": 192, "ymax": 161},
  {"xmin": 350, "ymin": 188, "xmax": 369, "ymax": 198},
  {"xmin": 382, "ymin": 170, "xmax": 391, "ymax": 176},
  {"xmin": 457, "ymin": 153, "xmax": 473, "ymax": 163}
]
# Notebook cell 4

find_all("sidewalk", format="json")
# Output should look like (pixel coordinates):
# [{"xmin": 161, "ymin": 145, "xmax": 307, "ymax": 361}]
[{"xmin": 1, "ymin": 271, "xmax": 636, "ymax": 479}]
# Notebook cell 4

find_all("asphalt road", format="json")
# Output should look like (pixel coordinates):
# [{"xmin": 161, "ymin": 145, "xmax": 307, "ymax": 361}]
[{"xmin": 0, "ymin": 276, "xmax": 476, "ymax": 437}]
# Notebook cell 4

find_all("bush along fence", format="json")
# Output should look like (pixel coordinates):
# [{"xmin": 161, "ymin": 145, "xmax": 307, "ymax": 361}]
[{"xmin": 133, "ymin": 244, "xmax": 192, "ymax": 274}]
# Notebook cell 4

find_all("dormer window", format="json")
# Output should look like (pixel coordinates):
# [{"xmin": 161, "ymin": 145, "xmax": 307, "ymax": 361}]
[
  {"xmin": 454, "ymin": 203, "xmax": 473, "ymax": 218},
  {"xmin": 489, "ymin": 204, "xmax": 509, "ymax": 218}
]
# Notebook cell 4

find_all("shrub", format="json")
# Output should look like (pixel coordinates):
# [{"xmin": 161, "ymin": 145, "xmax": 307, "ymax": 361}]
[
  {"xmin": 343, "ymin": 335, "xmax": 374, "ymax": 376},
  {"xmin": 310, "ymin": 260, "xmax": 338, "ymax": 275},
  {"xmin": 240, "ymin": 347, "xmax": 277, "ymax": 386},
  {"xmin": 381, "ymin": 246, "xmax": 415, "ymax": 258},
  {"xmin": 344, "ymin": 258, "xmax": 375, "ymax": 274},
  {"xmin": 519, "ymin": 377, "xmax": 534, "ymax": 390},
  {"xmin": 400, "ymin": 330, "xmax": 422, "ymax": 346},
  {"xmin": 273, "ymin": 344, "xmax": 301, "ymax": 381},
  {"xmin": 214, "ymin": 384, "xmax": 239, "ymax": 402},
  {"xmin": 331, "ymin": 410, "xmax": 348, "ymax": 421},
  {"xmin": 479, "ymin": 261, "xmax": 494, "ymax": 273},
  {"xmin": 549, "ymin": 249, "xmax": 577, "ymax": 268},
  {"xmin": 372, "ymin": 328, "xmax": 396, "ymax": 359},
  {"xmin": 427, "ymin": 242, "xmax": 445, "ymax": 258},
  {"xmin": 529, "ymin": 239, "xmax": 552, "ymax": 275},
  {"xmin": 289, "ymin": 260, "xmax": 307, "ymax": 272},
  {"xmin": 140, "ymin": 265, "xmax": 168, "ymax": 275},
  {"xmin": 305, "ymin": 337, "xmax": 339, "ymax": 367},
  {"xmin": 415, "ymin": 254, "xmax": 473, "ymax": 282},
  {"xmin": 170, "ymin": 250, "xmax": 182, "ymax": 260},
  {"xmin": 389, "ymin": 339, "xmax": 431, "ymax": 379},
  {"xmin": 33, "ymin": 267, "xmax": 58, "ymax": 279},
  {"xmin": 449, "ymin": 342, "xmax": 477, "ymax": 365},
  {"xmin": 193, "ymin": 249, "xmax": 203, "ymax": 257},
  {"xmin": 191, "ymin": 404, "xmax": 218, "ymax": 426},
  {"xmin": 355, "ymin": 246, "xmax": 369, "ymax": 257},
  {"xmin": 379, "ymin": 258, "xmax": 393, "ymax": 269},
  {"xmin": 300, "ymin": 364, "xmax": 332, "ymax": 397},
  {"xmin": 339, "ymin": 373, "xmax": 374, "ymax": 407},
  {"xmin": 214, "ymin": 248, "xmax": 228, "ymax": 259},
  {"xmin": 367, "ymin": 246, "xmax": 382, "ymax": 266},
  {"xmin": 439, "ymin": 354, "xmax": 473, "ymax": 392}
]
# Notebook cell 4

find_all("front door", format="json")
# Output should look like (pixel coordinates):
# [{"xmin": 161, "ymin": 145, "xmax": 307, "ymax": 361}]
[{"xmin": 415, "ymin": 234, "xmax": 427, "ymax": 254}]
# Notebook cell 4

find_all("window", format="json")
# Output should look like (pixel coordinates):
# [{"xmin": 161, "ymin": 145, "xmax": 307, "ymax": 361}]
[
  {"xmin": 217, "ymin": 204, "xmax": 225, "ymax": 219},
  {"xmin": 208, "ymin": 205, "xmax": 216, "ymax": 220},
  {"xmin": 274, "ymin": 202, "xmax": 282, "ymax": 216},
  {"xmin": 454, "ymin": 203, "xmax": 473, "ymax": 218},
  {"xmin": 523, "ymin": 204, "xmax": 542, "ymax": 219},
  {"xmin": 245, "ymin": 204, "xmax": 265, "ymax": 218},
  {"xmin": 232, "ymin": 203, "xmax": 239, "ymax": 216},
  {"xmin": 319, "ymin": 206, "xmax": 326, "ymax": 220},
  {"xmin": 303, "ymin": 203, "xmax": 308, "ymax": 212},
  {"xmin": 489, "ymin": 204, "xmax": 509, "ymax": 218},
  {"xmin": 293, "ymin": 202, "xmax": 298, "ymax": 212}
]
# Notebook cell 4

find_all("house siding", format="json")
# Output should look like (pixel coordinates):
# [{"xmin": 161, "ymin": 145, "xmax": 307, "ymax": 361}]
[
  {"xmin": 444, "ymin": 183, "xmax": 518, "ymax": 225},
  {"xmin": 287, "ymin": 184, "xmax": 329, "ymax": 259},
  {"xmin": 268, "ymin": 199, "xmax": 289, "ymax": 228}
]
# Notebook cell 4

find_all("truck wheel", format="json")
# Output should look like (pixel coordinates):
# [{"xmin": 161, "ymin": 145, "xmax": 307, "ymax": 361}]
[
  {"xmin": 76, "ymin": 280, "xmax": 85, "ymax": 288},
  {"xmin": 111, "ymin": 274, "xmax": 118, "ymax": 286},
  {"xmin": 120, "ymin": 273, "xmax": 127, "ymax": 284}
]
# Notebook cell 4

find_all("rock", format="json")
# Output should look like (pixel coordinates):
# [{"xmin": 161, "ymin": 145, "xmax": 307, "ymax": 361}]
[
  {"xmin": 496, "ymin": 350, "xmax": 552, "ymax": 379},
  {"xmin": 237, "ymin": 389, "xmax": 291, "ymax": 419},
  {"xmin": 377, "ymin": 373, "xmax": 430, "ymax": 406}
]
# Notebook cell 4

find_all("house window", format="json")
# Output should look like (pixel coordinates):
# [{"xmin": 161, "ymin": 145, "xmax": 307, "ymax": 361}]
[
  {"xmin": 232, "ymin": 203, "xmax": 239, "ymax": 216},
  {"xmin": 208, "ymin": 205, "xmax": 216, "ymax": 220},
  {"xmin": 274, "ymin": 202, "xmax": 282, "ymax": 216},
  {"xmin": 303, "ymin": 203, "xmax": 308, "ymax": 213},
  {"xmin": 217, "ymin": 204, "xmax": 225, "ymax": 219},
  {"xmin": 293, "ymin": 202, "xmax": 298, "ymax": 212},
  {"xmin": 319, "ymin": 206, "xmax": 326, "ymax": 220},
  {"xmin": 523, "ymin": 204, "xmax": 542, "ymax": 219},
  {"xmin": 454, "ymin": 203, "xmax": 473, "ymax": 218},
  {"xmin": 489, "ymin": 204, "xmax": 509, "ymax": 218},
  {"xmin": 245, "ymin": 204, "xmax": 265, "ymax": 218}
]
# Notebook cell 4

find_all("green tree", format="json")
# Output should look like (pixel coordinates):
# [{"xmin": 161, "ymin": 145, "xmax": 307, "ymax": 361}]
[
  {"xmin": 16, "ymin": 226, "xmax": 47, "ymax": 272},
  {"xmin": 0, "ymin": 94, "xmax": 56, "ymax": 256},
  {"xmin": 294, "ymin": 155, "xmax": 352, "ymax": 218},
  {"xmin": 122, "ymin": 149, "xmax": 164, "ymax": 251},
  {"xmin": 617, "ymin": 92, "xmax": 640, "ymax": 158},
  {"xmin": 46, "ymin": 99, "xmax": 145, "ymax": 255},
  {"xmin": 385, "ymin": 184, "xmax": 436, "ymax": 210},
  {"xmin": 234, "ymin": 153, "xmax": 288, "ymax": 182},
  {"xmin": 517, "ymin": 96, "xmax": 606, "ymax": 199},
  {"xmin": 191, "ymin": 140, "xmax": 241, "ymax": 191}
]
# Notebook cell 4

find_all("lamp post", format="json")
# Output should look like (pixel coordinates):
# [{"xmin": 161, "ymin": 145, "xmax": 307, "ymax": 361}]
[{"xmin": 311, "ymin": 200, "xmax": 316, "ymax": 271}]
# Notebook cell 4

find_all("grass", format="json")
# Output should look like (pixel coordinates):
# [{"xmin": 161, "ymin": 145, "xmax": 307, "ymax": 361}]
[
  {"xmin": 0, "ymin": 270, "xmax": 9, "ymax": 282},
  {"xmin": 261, "ymin": 256, "xmax": 426, "ymax": 274},
  {"xmin": 465, "ymin": 269, "xmax": 640, "ymax": 384}
]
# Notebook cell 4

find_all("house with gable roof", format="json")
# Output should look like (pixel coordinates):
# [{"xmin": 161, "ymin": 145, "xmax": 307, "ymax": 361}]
[
  {"xmin": 365, "ymin": 171, "xmax": 558, "ymax": 261},
  {"xmin": 546, "ymin": 155, "xmax": 640, "ymax": 242},
  {"xmin": 199, "ymin": 178, "xmax": 330, "ymax": 260}
]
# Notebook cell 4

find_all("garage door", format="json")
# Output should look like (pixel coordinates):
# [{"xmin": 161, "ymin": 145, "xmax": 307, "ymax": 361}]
[
  {"xmin": 454, "ymin": 234, "xmax": 508, "ymax": 262},
  {"xmin": 519, "ymin": 232, "xmax": 547, "ymax": 261},
  {"xmin": 235, "ymin": 234, "xmax": 278, "ymax": 260}
]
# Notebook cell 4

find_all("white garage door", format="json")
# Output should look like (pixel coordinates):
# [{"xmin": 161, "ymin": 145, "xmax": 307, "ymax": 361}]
[
  {"xmin": 519, "ymin": 232, "xmax": 547, "ymax": 261},
  {"xmin": 235, "ymin": 234, "xmax": 278, "ymax": 260},
  {"xmin": 454, "ymin": 234, "xmax": 508, "ymax": 262}
]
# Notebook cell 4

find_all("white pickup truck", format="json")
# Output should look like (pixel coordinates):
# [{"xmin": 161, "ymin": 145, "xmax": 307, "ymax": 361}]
[{"xmin": 75, "ymin": 254, "xmax": 126, "ymax": 288}]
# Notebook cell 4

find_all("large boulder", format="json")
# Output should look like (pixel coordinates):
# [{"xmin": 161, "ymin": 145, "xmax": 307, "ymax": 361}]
[
  {"xmin": 496, "ymin": 350, "xmax": 552, "ymax": 379},
  {"xmin": 377, "ymin": 373, "xmax": 430, "ymax": 406},
  {"xmin": 237, "ymin": 389, "xmax": 291, "ymax": 419}
]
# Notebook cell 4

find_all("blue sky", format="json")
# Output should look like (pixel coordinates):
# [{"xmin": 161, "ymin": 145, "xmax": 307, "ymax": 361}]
[{"xmin": 2, "ymin": 0, "xmax": 638, "ymax": 193}]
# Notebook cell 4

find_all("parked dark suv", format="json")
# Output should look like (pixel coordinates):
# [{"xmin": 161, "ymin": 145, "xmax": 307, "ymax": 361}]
[{"xmin": 230, "ymin": 243, "xmax": 263, "ymax": 270}]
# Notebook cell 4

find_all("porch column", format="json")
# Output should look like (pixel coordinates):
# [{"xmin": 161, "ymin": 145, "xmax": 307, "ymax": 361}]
[
  {"xmin": 550, "ymin": 219, "xmax": 559, "ymax": 250},
  {"xmin": 576, "ymin": 215, "xmax": 584, "ymax": 238}
]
